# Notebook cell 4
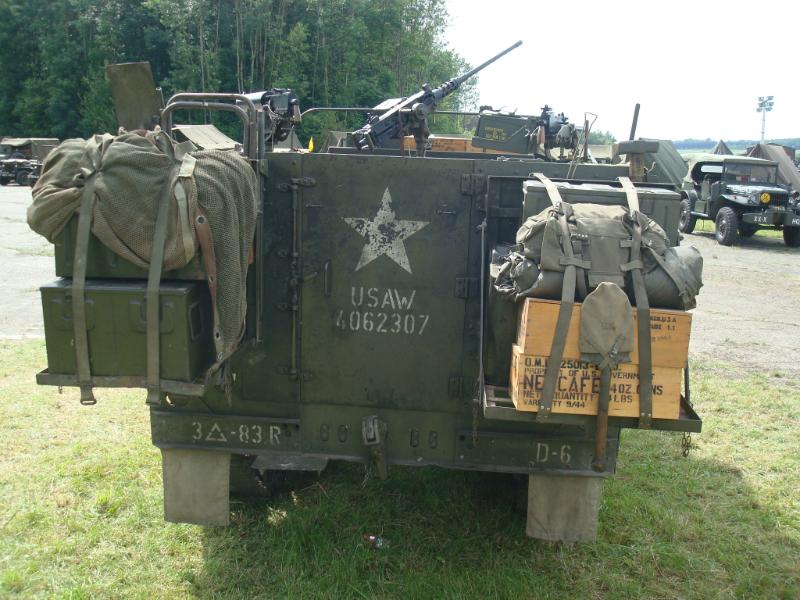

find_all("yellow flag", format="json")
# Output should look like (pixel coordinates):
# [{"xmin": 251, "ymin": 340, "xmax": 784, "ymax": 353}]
[{"xmin": 308, "ymin": 137, "xmax": 315, "ymax": 152}]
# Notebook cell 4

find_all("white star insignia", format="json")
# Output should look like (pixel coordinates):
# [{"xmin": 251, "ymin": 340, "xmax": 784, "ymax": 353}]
[{"xmin": 343, "ymin": 187, "xmax": 429, "ymax": 273}]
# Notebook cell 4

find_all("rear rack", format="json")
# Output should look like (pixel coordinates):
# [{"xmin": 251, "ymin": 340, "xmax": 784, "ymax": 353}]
[
  {"xmin": 36, "ymin": 369, "xmax": 206, "ymax": 397},
  {"xmin": 482, "ymin": 384, "xmax": 702, "ymax": 433}
]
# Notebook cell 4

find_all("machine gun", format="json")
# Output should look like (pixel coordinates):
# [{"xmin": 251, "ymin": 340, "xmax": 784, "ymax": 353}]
[
  {"xmin": 350, "ymin": 40, "xmax": 522, "ymax": 156},
  {"xmin": 242, "ymin": 88, "xmax": 301, "ymax": 146}
]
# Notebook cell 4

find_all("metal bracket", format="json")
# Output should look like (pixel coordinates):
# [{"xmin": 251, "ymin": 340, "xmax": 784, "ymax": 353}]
[
  {"xmin": 277, "ymin": 176, "xmax": 316, "ymax": 192},
  {"xmin": 362, "ymin": 415, "xmax": 388, "ymax": 480}
]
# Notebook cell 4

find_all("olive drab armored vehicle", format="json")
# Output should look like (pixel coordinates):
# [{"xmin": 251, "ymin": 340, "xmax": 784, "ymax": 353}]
[
  {"xmin": 0, "ymin": 137, "xmax": 59, "ymax": 186},
  {"xmin": 29, "ymin": 44, "xmax": 703, "ymax": 543},
  {"xmin": 679, "ymin": 154, "xmax": 800, "ymax": 247}
]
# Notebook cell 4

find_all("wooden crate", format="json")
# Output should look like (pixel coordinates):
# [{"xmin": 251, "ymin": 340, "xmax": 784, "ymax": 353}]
[
  {"xmin": 510, "ymin": 345, "xmax": 681, "ymax": 419},
  {"xmin": 401, "ymin": 136, "xmax": 504, "ymax": 154},
  {"xmin": 517, "ymin": 298, "xmax": 691, "ymax": 369}
]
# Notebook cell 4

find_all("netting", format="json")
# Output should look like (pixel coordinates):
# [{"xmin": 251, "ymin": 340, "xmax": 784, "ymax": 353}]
[{"xmin": 28, "ymin": 130, "xmax": 258, "ymax": 365}]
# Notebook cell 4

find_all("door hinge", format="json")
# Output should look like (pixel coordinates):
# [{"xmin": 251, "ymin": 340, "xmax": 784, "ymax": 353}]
[
  {"xmin": 454, "ymin": 277, "xmax": 479, "ymax": 299},
  {"xmin": 448, "ymin": 374, "xmax": 464, "ymax": 398},
  {"xmin": 460, "ymin": 173, "xmax": 486, "ymax": 195}
]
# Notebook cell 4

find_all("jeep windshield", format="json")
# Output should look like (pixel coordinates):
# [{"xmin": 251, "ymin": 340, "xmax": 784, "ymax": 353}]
[{"xmin": 723, "ymin": 162, "xmax": 777, "ymax": 185}]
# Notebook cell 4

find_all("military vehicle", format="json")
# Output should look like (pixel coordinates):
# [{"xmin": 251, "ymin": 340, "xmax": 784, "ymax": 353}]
[
  {"xmin": 0, "ymin": 137, "xmax": 59, "ymax": 186},
  {"xmin": 29, "ymin": 46, "xmax": 702, "ymax": 543},
  {"xmin": 678, "ymin": 154, "xmax": 800, "ymax": 246}
]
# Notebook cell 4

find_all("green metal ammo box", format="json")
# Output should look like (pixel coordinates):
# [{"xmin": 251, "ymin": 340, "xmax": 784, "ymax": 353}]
[
  {"xmin": 522, "ymin": 181, "xmax": 682, "ymax": 245},
  {"xmin": 472, "ymin": 113, "xmax": 535, "ymax": 154},
  {"xmin": 40, "ymin": 279, "xmax": 213, "ymax": 381},
  {"xmin": 54, "ymin": 217, "xmax": 206, "ymax": 280}
]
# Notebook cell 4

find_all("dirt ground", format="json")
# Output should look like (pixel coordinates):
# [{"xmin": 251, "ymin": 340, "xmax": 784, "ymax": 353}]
[
  {"xmin": 0, "ymin": 185, "xmax": 54, "ymax": 339},
  {"xmin": 1, "ymin": 184, "xmax": 798, "ymax": 375},
  {"xmin": 682, "ymin": 226, "xmax": 800, "ymax": 378}
]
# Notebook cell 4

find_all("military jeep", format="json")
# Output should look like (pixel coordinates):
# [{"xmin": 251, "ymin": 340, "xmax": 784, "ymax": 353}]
[
  {"xmin": 0, "ymin": 137, "xmax": 59, "ymax": 186},
  {"xmin": 678, "ymin": 154, "xmax": 800, "ymax": 247}
]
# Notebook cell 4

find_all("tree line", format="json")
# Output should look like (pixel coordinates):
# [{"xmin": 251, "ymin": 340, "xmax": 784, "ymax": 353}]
[
  {"xmin": 674, "ymin": 138, "xmax": 800, "ymax": 150},
  {"xmin": 0, "ymin": 0, "xmax": 474, "ymax": 145}
]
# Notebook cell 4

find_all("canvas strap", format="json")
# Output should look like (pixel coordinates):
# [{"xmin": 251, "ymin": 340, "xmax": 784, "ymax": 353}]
[
  {"xmin": 531, "ymin": 173, "xmax": 580, "ymax": 422},
  {"xmin": 72, "ymin": 172, "xmax": 98, "ymax": 405},
  {"xmin": 619, "ymin": 177, "xmax": 653, "ymax": 428},
  {"xmin": 645, "ymin": 247, "xmax": 693, "ymax": 308},
  {"xmin": 145, "ymin": 164, "xmax": 182, "ymax": 406}
]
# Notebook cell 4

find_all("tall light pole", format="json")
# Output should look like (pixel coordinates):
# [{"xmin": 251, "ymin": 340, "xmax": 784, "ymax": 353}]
[{"xmin": 756, "ymin": 96, "xmax": 774, "ymax": 143}]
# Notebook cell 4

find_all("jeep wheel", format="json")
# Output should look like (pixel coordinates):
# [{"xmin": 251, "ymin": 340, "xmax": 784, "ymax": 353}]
[
  {"xmin": 784, "ymin": 227, "xmax": 800, "ymax": 248},
  {"xmin": 738, "ymin": 223, "xmax": 759, "ymax": 238},
  {"xmin": 15, "ymin": 170, "xmax": 31, "ymax": 186},
  {"xmin": 714, "ymin": 207, "xmax": 739, "ymax": 246},
  {"xmin": 679, "ymin": 199, "xmax": 696, "ymax": 234}
]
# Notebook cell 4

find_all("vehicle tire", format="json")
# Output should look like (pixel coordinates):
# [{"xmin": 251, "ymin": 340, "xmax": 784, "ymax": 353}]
[
  {"xmin": 15, "ymin": 170, "xmax": 31, "ymax": 186},
  {"xmin": 678, "ymin": 199, "xmax": 696, "ymax": 234},
  {"xmin": 784, "ymin": 227, "xmax": 800, "ymax": 248},
  {"xmin": 714, "ymin": 207, "xmax": 739, "ymax": 246},
  {"xmin": 738, "ymin": 223, "xmax": 759, "ymax": 238}
]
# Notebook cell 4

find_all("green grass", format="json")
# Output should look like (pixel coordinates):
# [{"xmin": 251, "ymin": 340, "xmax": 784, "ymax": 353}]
[{"xmin": 1, "ymin": 340, "xmax": 798, "ymax": 599}]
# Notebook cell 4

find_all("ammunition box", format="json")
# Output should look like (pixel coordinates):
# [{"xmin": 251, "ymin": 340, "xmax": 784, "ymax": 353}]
[
  {"xmin": 472, "ymin": 113, "xmax": 535, "ymax": 154},
  {"xmin": 510, "ymin": 345, "xmax": 681, "ymax": 419},
  {"xmin": 522, "ymin": 181, "xmax": 682, "ymax": 246},
  {"xmin": 517, "ymin": 298, "xmax": 691, "ymax": 369},
  {"xmin": 54, "ymin": 216, "xmax": 205, "ymax": 280},
  {"xmin": 40, "ymin": 279, "xmax": 213, "ymax": 381}
]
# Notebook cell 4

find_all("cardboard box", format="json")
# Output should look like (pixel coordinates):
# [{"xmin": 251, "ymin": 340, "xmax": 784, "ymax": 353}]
[
  {"xmin": 517, "ymin": 298, "xmax": 691, "ymax": 369},
  {"xmin": 510, "ymin": 345, "xmax": 681, "ymax": 419}
]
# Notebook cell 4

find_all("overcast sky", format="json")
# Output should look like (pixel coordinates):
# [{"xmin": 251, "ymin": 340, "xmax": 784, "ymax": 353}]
[{"xmin": 445, "ymin": 0, "xmax": 799, "ymax": 141}]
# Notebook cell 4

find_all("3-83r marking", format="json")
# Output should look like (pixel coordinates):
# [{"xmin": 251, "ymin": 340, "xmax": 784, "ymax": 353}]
[{"xmin": 191, "ymin": 421, "xmax": 282, "ymax": 446}]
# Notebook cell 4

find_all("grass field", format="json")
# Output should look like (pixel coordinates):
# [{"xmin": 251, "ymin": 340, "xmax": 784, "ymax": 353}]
[{"xmin": 1, "ymin": 340, "xmax": 798, "ymax": 599}]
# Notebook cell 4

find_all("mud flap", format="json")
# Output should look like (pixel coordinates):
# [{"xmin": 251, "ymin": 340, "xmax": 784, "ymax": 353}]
[
  {"xmin": 526, "ymin": 473, "xmax": 603, "ymax": 543},
  {"xmin": 162, "ymin": 448, "xmax": 230, "ymax": 526}
]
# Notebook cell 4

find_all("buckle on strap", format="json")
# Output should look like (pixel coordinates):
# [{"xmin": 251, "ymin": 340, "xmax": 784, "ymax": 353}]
[
  {"xmin": 560, "ymin": 256, "xmax": 591, "ymax": 269},
  {"xmin": 620, "ymin": 259, "xmax": 644, "ymax": 271}
]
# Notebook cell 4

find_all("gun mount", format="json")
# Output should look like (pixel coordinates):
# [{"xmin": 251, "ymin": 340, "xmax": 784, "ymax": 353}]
[
  {"xmin": 350, "ymin": 40, "xmax": 522, "ymax": 156},
  {"xmin": 243, "ymin": 88, "xmax": 302, "ymax": 145},
  {"xmin": 471, "ymin": 105, "xmax": 577, "ymax": 160}
]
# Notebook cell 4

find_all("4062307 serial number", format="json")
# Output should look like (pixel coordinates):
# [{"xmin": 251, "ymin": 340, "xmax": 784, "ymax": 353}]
[{"xmin": 334, "ymin": 309, "xmax": 430, "ymax": 335}]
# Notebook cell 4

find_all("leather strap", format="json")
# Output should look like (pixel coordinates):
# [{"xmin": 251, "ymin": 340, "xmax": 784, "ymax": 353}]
[
  {"xmin": 619, "ymin": 177, "xmax": 653, "ymax": 428},
  {"xmin": 193, "ymin": 205, "xmax": 221, "ymax": 363},
  {"xmin": 532, "ymin": 173, "xmax": 579, "ymax": 421},
  {"xmin": 145, "ymin": 165, "xmax": 181, "ymax": 406},
  {"xmin": 72, "ymin": 174, "xmax": 97, "ymax": 405}
]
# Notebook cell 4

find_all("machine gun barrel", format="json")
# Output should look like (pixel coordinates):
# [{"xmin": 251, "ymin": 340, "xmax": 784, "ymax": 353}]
[
  {"xmin": 351, "ymin": 40, "xmax": 522, "ymax": 151},
  {"xmin": 432, "ymin": 40, "xmax": 522, "ymax": 101}
]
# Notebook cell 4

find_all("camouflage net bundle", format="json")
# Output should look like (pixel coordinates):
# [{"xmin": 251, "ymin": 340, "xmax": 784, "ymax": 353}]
[{"xmin": 28, "ymin": 131, "xmax": 258, "ymax": 365}]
